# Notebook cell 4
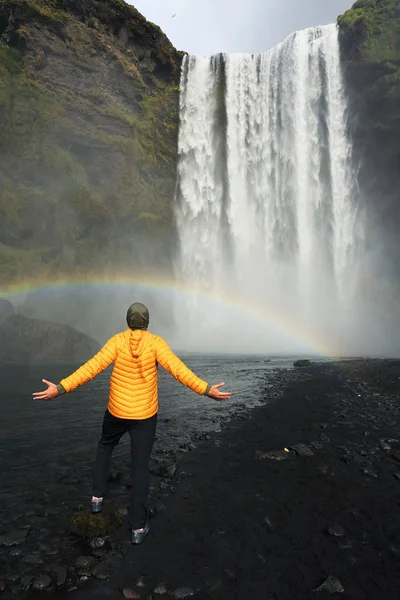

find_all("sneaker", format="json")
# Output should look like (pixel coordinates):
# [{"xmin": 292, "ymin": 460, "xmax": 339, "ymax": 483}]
[
  {"xmin": 131, "ymin": 523, "xmax": 150, "ymax": 545},
  {"xmin": 91, "ymin": 497, "xmax": 103, "ymax": 514}
]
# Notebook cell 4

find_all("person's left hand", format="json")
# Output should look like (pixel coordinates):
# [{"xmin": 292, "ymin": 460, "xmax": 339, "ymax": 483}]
[{"xmin": 32, "ymin": 379, "xmax": 59, "ymax": 401}]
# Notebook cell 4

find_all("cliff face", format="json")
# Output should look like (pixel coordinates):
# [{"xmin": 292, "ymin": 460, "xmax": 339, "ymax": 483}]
[
  {"xmin": 0, "ymin": 0, "xmax": 183, "ymax": 283},
  {"xmin": 338, "ymin": 0, "xmax": 400, "ymax": 275}
]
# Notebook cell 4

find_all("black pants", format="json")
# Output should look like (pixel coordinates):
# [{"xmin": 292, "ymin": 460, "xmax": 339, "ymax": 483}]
[{"xmin": 92, "ymin": 409, "xmax": 157, "ymax": 529}]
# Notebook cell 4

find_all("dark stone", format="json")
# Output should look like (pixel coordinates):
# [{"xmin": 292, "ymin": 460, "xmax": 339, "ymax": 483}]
[
  {"xmin": 313, "ymin": 575, "xmax": 344, "ymax": 593},
  {"xmin": 290, "ymin": 444, "xmax": 315, "ymax": 457},
  {"xmin": 255, "ymin": 449, "xmax": 290, "ymax": 461},
  {"xmin": 0, "ymin": 299, "xmax": 14, "ymax": 325},
  {"xmin": 89, "ymin": 537, "xmax": 106, "ymax": 549},
  {"xmin": 92, "ymin": 555, "xmax": 120, "ymax": 580},
  {"xmin": 123, "ymin": 589, "xmax": 140, "ymax": 599},
  {"xmin": 379, "ymin": 441, "xmax": 391, "ymax": 451},
  {"xmin": 20, "ymin": 575, "xmax": 33, "ymax": 591},
  {"xmin": 172, "ymin": 588, "xmax": 195, "ymax": 599},
  {"xmin": 75, "ymin": 556, "xmax": 96, "ymax": 571},
  {"xmin": 153, "ymin": 582, "xmax": 168, "ymax": 594},
  {"xmin": 327, "ymin": 524, "xmax": 345, "ymax": 537},
  {"xmin": 0, "ymin": 315, "xmax": 101, "ymax": 362},
  {"xmin": 22, "ymin": 553, "xmax": 44, "ymax": 566},
  {"xmin": 107, "ymin": 471, "xmax": 122, "ymax": 483},
  {"xmin": 53, "ymin": 566, "xmax": 67, "ymax": 587},
  {"xmin": 293, "ymin": 359, "xmax": 312, "ymax": 368},
  {"xmin": 0, "ymin": 530, "xmax": 28, "ymax": 547},
  {"xmin": 32, "ymin": 575, "xmax": 52, "ymax": 592}
]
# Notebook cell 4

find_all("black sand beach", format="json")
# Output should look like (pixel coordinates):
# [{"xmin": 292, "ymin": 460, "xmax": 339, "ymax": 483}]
[{"xmin": 1, "ymin": 359, "xmax": 400, "ymax": 600}]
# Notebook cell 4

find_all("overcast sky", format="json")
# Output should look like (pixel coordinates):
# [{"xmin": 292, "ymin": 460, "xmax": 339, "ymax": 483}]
[{"xmin": 127, "ymin": 0, "xmax": 354, "ymax": 56}]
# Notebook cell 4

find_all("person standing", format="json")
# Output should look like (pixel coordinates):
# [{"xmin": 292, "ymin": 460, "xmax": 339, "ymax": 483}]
[{"xmin": 33, "ymin": 302, "xmax": 231, "ymax": 544}]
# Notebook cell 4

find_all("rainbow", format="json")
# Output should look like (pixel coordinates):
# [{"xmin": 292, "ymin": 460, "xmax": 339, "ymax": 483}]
[{"xmin": 0, "ymin": 272, "xmax": 341, "ymax": 357}]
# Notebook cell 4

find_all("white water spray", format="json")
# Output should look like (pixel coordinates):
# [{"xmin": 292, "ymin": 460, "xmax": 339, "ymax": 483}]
[{"xmin": 173, "ymin": 25, "xmax": 370, "ymax": 355}]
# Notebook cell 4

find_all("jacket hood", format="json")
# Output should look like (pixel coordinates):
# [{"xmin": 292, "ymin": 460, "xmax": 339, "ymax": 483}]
[{"xmin": 128, "ymin": 329, "xmax": 148, "ymax": 359}]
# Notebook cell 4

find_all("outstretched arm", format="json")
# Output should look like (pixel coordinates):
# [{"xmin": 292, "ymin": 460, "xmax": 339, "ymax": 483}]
[
  {"xmin": 155, "ymin": 337, "xmax": 231, "ymax": 401},
  {"xmin": 32, "ymin": 336, "xmax": 118, "ymax": 401}
]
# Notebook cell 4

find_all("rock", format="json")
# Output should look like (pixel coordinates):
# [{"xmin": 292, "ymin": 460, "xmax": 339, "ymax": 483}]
[
  {"xmin": 172, "ymin": 588, "xmax": 195, "ymax": 599},
  {"xmin": 393, "ymin": 473, "xmax": 400, "ymax": 480},
  {"xmin": 92, "ymin": 555, "xmax": 119, "ymax": 580},
  {"xmin": 20, "ymin": 575, "xmax": 34, "ymax": 591},
  {"xmin": 263, "ymin": 516, "xmax": 273, "ymax": 530},
  {"xmin": 379, "ymin": 441, "xmax": 391, "ymax": 451},
  {"xmin": 75, "ymin": 556, "xmax": 96, "ymax": 571},
  {"xmin": 313, "ymin": 575, "xmax": 344, "ymax": 593},
  {"xmin": 8, "ymin": 548, "xmax": 23, "ymax": 557},
  {"xmin": 69, "ymin": 508, "xmax": 122, "ymax": 537},
  {"xmin": 22, "ymin": 553, "xmax": 44, "ymax": 566},
  {"xmin": 255, "ymin": 450, "xmax": 289, "ymax": 461},
  {"xmin": 293, "ymin": 359, "xmax": 312, "ymax": 368},
  {"xmin": 0, "ymin": 299, "xmax": 15, "ymax": 325},
  {"xmin": 153, "ymin": 582, "xmax": 168, "ymax": 594},
  {"xmin": 107, "ymin": 471, "xmax": 122, "ymax": 482},
  {"xmin": 53, "ymin": 566, "xmax": 67, "ymax": 587},
  {"xmin": 136, "ymin": 576, "xmax": 146, "ymax": 587},
  {"xmin": 0, "ymin": 530, "xmax": 28, "ymax": 546},
  {"xmin": 90, "ymin": 537, "xmax": 107, "ymax": 549},
  {"xmin": 123, "ymin": 589, "xmax": 140, "ymax": 599},
  {"xmin": 327, "ymin": 524, "xmax": 345, "ymax": 537},
  {"xmin": 389, "ymin": 543, "xmax": 400, "ymax": 558},
  {"xmin": 362, "ymin": 468, "xmax": 378, "ymax": 478},
  {"xmin": 290, "ymin": 443, "xmax": 315, "ymax": 457},
  {"xmin": 32, "ymin": 575, "xmax": 52, "ymax": 592},
  {"xmin": 0, "ymin": 315, "xmax": 101, "ymax": 362},
  {"xmin": 310, "ymin": 441, "xmax": 323, "ymax": 450},
  {"xmin": 0, "ymin": 581, "xmax": 6, "ymax": 592}
]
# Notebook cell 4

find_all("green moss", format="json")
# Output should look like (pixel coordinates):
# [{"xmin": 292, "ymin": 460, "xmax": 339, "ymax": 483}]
[
  {"xmin": 0, "ymin": 0, "xmax": 181, "ymax": 282},
  {"xmin": 69, "ymin": 508, "xmax": 122, "ymax": 538}
]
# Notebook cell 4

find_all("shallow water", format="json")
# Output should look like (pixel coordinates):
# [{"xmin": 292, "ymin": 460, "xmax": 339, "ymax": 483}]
[{"xmin": 0, "ymin": 354, "xmax": 301, "ymax": 502}]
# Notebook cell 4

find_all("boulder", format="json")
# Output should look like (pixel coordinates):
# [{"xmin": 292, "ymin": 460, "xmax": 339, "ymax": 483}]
[{"xmin": 0, "ymin": 314, "xmax": 100, "ymax": 362}]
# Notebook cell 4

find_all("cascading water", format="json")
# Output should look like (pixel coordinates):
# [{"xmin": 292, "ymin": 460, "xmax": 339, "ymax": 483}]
[{"xmin": 173, "ymin": 24, "xmax": 368, "ymax": 356}]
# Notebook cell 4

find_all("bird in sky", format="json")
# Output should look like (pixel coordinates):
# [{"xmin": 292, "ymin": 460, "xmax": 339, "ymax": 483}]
[{"xmin": 171, "ymin": 13, "xmax": 177, "ymax": 18}]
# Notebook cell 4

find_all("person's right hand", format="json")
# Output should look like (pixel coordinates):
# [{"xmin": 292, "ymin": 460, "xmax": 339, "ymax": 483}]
[{"xmin": 207, "ymin": 382, "xmax": 232, "ymax": 401}]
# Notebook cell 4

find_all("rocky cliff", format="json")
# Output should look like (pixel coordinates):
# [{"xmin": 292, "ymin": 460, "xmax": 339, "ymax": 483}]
[
  {"xmin": 0, "ymin": 0, "xmax": 182, "ymax": 283},
  {"xmin": 338, "ymin": 0, "xmax": 400, "ymax": 278},
  {"xmin": 0, "ymin": 300, "xmax": 101, "ymax": 361}
]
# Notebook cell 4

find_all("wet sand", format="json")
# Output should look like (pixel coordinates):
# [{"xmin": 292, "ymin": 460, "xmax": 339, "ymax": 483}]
[{"xmin": 2, "ymin": 359, "xmax": 400, "ymax": 599}]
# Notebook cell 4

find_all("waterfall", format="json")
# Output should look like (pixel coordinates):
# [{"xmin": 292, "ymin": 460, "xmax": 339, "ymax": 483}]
[{"xmin": 173, "ymin": 25, "xmax": 365, "ymax": 355}]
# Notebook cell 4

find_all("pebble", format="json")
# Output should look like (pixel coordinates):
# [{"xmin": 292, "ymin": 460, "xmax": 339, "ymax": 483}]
[
  {"xmin": 75, "ymin": 555, "xmax": 96, "ymax": 571},
  {"xmin": 379, "ymin": 441, "xmax": 391, "ymax": 451},
  {"xmin": 313, "ymin": 575, "xmax": 344, "ymax": 593},
  {"xmin": 172, "ymin": 587, "xmax": 195, "ymax": 599},
  {"xmin": 255, "ymin": 450, "xmax": 289, "ymax": 461},
  {"xmin": 92, "ymin": 556, "xmax": 118, "ymax": 579},
  {"xmin": 136, "ymin": 576, "xmax": 146, "ymax": 587},
  {"xmin": 153, "ymin": 582, "xmax": 168, "ymax": 594},
  {"xmin": 20, "ymin": 575, "xmax": 34, "ymax": 591},
  {"xmin": 53, "ymin": 565, "xmax": 67, "ymax": 587},
  {"xmin": 22, "ymin": 553, "xmax": 44, "ymax": 565},
  {"xmin": 290, "ymin": 443, "xmax": 315, "ymax": 457},
  {"xmin": 122, "ymin": 589, "xmax": 140, "ymax": 599},
  {"xmin": 32, "ymin": 575, "xmax": 52, "ymax": 592},
  {"xmin": 90, "ymin": 537, "xmax": 106, "ymax": 549},
  {"xmin": 327, "ymin": 524, "xmax": 345, "ymax": 537},
  {"xmin": 0, "ymin": 530, "xmax": 28, "ymax": 547}
]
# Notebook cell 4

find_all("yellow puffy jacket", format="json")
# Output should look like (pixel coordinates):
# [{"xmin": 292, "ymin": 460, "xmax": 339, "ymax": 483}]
[{"xmin": 59, "ymin": 329, "xmax": 210, "ymax": 419}]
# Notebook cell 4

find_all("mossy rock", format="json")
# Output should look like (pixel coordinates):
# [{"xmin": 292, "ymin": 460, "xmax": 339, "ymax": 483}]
[{"xmin": 69, "ymin": 507, "xmax": 122, "ymax": 538}]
